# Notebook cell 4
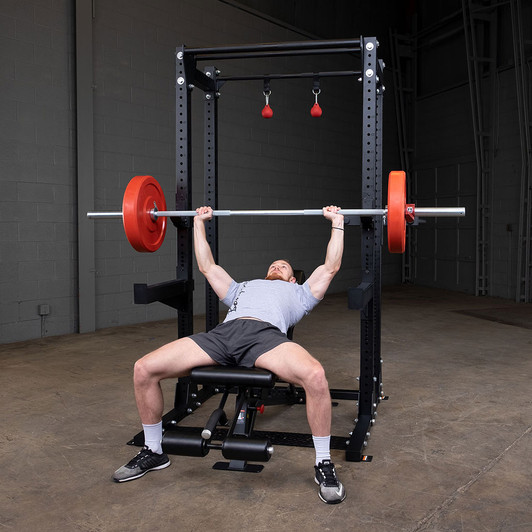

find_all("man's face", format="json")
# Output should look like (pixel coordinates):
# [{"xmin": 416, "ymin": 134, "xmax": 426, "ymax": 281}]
[{"xmin": 265, "ymin": 260, "xmax": 296, "ymax": 283}]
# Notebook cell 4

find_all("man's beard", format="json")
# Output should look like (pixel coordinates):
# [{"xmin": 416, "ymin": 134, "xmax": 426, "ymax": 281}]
[{"xmin": 265, "ymin": 272, "xmax": 285, "ymax": 281}]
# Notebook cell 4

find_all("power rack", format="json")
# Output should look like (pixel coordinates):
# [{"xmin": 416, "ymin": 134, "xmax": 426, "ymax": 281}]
[{"xmin": 131, "ymin": 37, "xmax": 387, "ymax": 464}]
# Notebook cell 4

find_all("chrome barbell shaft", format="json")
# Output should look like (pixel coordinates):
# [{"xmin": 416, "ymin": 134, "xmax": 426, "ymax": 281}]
[
  {"xmin": 154, "ymin": 208, "xmax": 387, "ymax": 217},
  {"xmin": 87, "ymin": 212, "xmax": 123, "ymax": 218},
  {"xmin": 86, "ymin": 209, "xmax": 386, "ymax": 218},
  {"xmin": 415, "ymin": 207, "xmax": 465, "ymax": 217},
  {"xmin": 87, "ymin": 207, "xmax": 465, "ymax": 219}
]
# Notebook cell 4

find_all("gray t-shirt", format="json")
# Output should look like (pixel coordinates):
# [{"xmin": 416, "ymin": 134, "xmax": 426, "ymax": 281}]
[{"xmin": 221, "ymin": 279, "xmax": 320, "ymax": 334}]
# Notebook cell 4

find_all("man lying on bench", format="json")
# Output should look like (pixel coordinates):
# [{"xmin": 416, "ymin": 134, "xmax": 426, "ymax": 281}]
[{"xmin": 113, "ymin": 204, "xmax": 346, "ymax": 505}]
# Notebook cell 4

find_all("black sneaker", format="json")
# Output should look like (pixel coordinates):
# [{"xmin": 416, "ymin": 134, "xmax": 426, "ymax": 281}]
[
  {"xmin": 113, "ymin": 447, "xmax": 170, "ymax": 483},
  {"xmin": 314, "ymin": 460, "xmax": 346, "ymax": 504}
]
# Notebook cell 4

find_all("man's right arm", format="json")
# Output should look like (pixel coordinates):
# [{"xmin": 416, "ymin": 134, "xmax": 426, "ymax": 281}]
[{"xmin": 194, "ymin": 206, "xmax": 233, "ymax": 300}]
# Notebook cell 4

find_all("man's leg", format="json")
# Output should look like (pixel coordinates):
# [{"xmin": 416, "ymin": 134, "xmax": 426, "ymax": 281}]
[
  {"xmin": 255, "ymin": 342, "xmax": 346, "ymax": 504},
  {"xmin": 133, "ymin": 337, "xmax": 217, "ymax": 426},
  {"xmin": 255, "ymin": 342, "xmax": 331, "ymax": 437},
  {"xmin": 113, "ymin": 337, "xmax": 217, "ymax": 483}
]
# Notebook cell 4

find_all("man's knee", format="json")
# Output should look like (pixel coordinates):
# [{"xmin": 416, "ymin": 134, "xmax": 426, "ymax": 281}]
[
  {"xmin": 303, "ymin": 361, "xmax": 329, "ymax": 395},
  {"xmin": 134, "ymin": 356, "xmax": 155, "ymax": 386}
]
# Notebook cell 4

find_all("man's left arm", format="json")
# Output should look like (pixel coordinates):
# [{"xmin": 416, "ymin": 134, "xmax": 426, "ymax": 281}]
[{"xmin": 306, "ymin": 206, "xmax": 344, "ymax": 300}]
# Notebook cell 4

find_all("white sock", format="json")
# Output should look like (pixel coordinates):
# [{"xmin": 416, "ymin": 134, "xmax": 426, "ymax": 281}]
[
  {"xmin": 312, "ymin": 435, "xmax": 331, "ymax": 466},
  {"xmin": 143, "ymin": 421, "xmax": 163, "ymax": 454}
]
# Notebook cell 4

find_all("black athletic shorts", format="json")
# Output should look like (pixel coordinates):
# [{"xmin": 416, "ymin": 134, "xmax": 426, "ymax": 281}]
[{"xmin": 189, "ymin": 319, "xmax": 291, "ymax": 367}]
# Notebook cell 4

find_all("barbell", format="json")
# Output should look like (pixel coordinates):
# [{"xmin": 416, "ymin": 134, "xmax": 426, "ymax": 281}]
[{"xmin": 86, "ymin": 171, "xmax": 465, "ymax": 253}]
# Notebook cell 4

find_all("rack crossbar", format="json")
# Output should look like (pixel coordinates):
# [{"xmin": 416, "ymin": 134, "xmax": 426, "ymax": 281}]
[
  {"xmin": 196, "ymin": 48, "xmax": 361, "ymax": 61},
  {"xmin": 184, "ymin": 38, "xmax": 362, "ymax": 57},
  {"xmin": 218, "ymin": 70, "xmax": 361, "ymax": 83}
]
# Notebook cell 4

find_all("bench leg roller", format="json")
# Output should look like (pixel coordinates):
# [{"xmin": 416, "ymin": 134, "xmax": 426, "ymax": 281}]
[
  {"xmin": 222, "ymin": 438, "xmax": 273, "ymax": 462},
  {"xmin": 163, "ymin": 432, "xmax": 209, "ymax": 457}
]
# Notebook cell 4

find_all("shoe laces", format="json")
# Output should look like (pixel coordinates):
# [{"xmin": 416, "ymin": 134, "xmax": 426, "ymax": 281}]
[
  {"xmin": 318, "ymin": 461, "xmax": 339, "ymax": 487},
  {"xmin": 127, "ymin": 446, "xmax": 152, "ymax": 467}
]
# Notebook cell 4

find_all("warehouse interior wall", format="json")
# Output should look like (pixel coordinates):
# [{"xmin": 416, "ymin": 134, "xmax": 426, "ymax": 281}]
[
  {"xmin": 1, "ymin": 0, "xmax": 530, "ymax": 344},
  {"xmin": 404, "ymin": 1, "xmax": 532, "ymax": 300}
]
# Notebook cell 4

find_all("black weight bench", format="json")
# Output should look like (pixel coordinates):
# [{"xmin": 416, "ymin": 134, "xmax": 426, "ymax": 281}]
[
  {"xmin": 129, "ymin": 321, "xmax": 308, "ymax": 472},
  {"xmin": 163, "ymin": 365, "xmax": 279, "ymax": 472}
]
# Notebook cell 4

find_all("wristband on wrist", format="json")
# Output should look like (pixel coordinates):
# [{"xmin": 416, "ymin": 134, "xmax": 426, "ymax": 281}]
[{"xmin": 332, "ymin": 227, "xmax": 344, "ymax": 231}]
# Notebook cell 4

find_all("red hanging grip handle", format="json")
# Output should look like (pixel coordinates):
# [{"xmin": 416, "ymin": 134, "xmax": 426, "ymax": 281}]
[
  {"xmin": 262, "ymin": 104, "xmax": 273, "ymax": 118},
  {"xmin": 262, "ymin": 86, "xmax": 273, "ymax": 118},
  {"xmin": 310, "ymin": 87, "xmax": 322, "ymax": 117},
  {"xmin": 310, "ymin": 103, "xmax": 322, "ymax": 117}
]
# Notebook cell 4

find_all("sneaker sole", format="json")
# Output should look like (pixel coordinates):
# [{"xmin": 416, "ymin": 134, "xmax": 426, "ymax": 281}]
[{"xmin": 113, "ymin": 459, "xmax": 171, "ymax": 483}]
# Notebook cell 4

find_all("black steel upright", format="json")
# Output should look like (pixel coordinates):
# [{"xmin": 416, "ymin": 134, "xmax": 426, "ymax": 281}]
[
  {"xmin": 346, "ymin": 37, "xmax": 384, "ymax": 461},
  {"xmin": 174, "ymin": 46, "xmax": 194, "ymax": 337},
  {"xmin": 373, "ymin": 56, "xmax": 385, "ymax": 402},
  {"xmin": 204, "ymin": 66, "xmax": 219, "ymax": 331}
]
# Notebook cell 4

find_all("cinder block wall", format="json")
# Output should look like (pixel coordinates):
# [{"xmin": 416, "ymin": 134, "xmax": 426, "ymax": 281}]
[
  {"xmin": 1, "ymin": 0, "xmax": 77, "ymax": 343},
  {"xmin": 1, "ymin": 0, "xmax": 400, "ymax": 344}
]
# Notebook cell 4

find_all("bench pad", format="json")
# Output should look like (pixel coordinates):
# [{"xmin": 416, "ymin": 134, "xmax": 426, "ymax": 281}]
[{"xmin": 190, "ymin": 366, "xmax": 276, "ymax": 388}]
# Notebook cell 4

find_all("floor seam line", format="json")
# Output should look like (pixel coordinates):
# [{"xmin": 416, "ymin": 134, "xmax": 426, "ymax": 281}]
[{"xmin": 410, "ymin": 425, "xmax": 532, "ymax": 532}]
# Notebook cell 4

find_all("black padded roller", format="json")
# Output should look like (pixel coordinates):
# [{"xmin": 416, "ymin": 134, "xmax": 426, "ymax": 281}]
[
  {"xmin": 222, "ymin": 438, "xmax": 273, "ymax": 462},
  {"xmin": 163, "ymin": 432, "xmax": 209, "ymax": 457}
]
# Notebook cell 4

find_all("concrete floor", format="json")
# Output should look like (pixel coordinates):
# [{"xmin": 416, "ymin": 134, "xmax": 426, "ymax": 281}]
[{"xmin": 1, "ymin": 285, "xmax": 531, "ymax": 531}]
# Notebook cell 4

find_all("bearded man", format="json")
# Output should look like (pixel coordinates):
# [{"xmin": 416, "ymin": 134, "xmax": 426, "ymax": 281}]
[{"xmin": 113, "ymin": 205, "xmax": 346, "ymax": 504}]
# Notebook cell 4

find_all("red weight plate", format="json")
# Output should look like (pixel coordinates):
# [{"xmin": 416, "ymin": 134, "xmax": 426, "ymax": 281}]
[
  {"xmin": 122, "ymin": 175, "xmax": 167, "ymax": 252},
  {"xmin": 387, "ymin": 171, "xmax": 406, "ymax": 253}
]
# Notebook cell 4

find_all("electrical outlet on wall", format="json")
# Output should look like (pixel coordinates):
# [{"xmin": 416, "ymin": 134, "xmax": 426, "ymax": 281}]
[{"xmin": 38, "ymin": 304, "xmax": 50, "ymax": 316}]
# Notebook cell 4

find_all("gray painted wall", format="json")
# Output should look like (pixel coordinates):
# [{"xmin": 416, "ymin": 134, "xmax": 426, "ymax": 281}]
[
  {"xmin": 1, "ymin": 0, "xmax": 401, "ymax": 343},
  {"xmin": 1, "ymin": 0, "xmax": 77, "ymax": 342}
]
